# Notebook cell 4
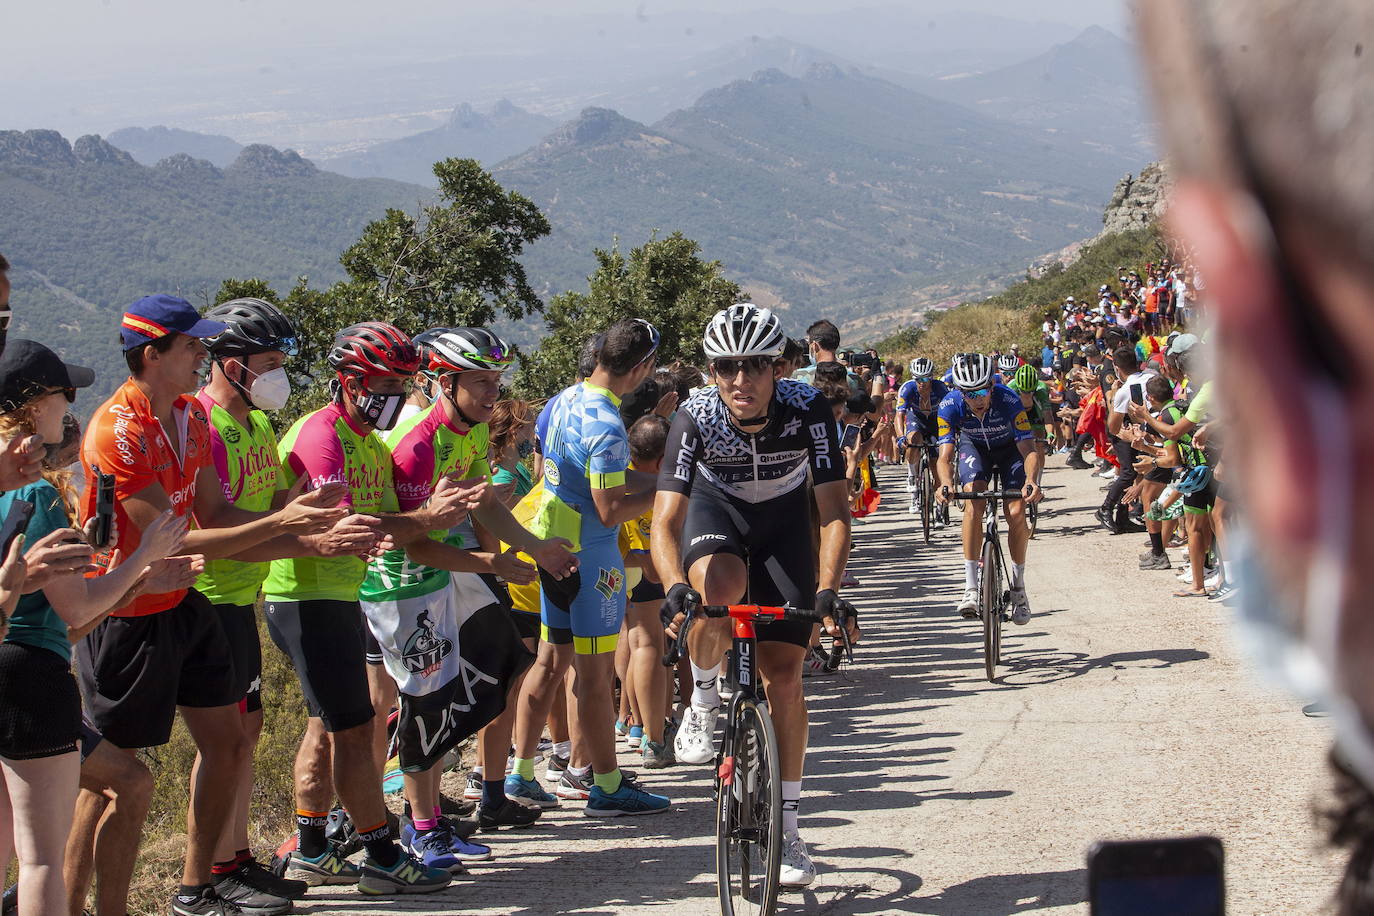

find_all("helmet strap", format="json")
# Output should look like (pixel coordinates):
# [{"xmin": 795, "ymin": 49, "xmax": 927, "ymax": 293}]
[
  {"xmin": 444, "ymin": 374, "xmax": 483, "ymax": 429},
  {"xmin": 218, "ymin": 356, "xmax": 258, "ymax": 410}
]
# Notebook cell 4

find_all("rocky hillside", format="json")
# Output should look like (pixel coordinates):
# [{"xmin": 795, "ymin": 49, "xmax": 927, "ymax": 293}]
[{"xmin": 1100, "ymin": 161, "xmax": 1170, "ymax": 235}]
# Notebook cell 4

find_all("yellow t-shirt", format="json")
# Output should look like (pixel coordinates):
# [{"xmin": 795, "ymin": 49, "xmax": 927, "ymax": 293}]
[{"xmin": 619, "ymin": 462, "xmax": 654, "ymax": 595}]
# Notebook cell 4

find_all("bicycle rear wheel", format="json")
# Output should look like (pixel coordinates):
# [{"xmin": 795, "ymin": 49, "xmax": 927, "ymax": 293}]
[
  {"xmin": 980, "ymin": 538, "xmax": 1003, "ymax": 682},
  {"xmin": 717, "ymin": 699, "xmax": 783, "ymax": 916}
]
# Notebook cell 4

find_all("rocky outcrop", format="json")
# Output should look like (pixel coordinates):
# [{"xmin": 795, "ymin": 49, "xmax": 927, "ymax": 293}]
[
  {"xmin": 1101, "ymin": 161, "xmax": 1170, "ymax": 234},
  {"xmin": 226, "ymin": 144, "xmax": 318, "ymax": 178},
  {"xmin": 154, "ymin": 153, "xmax": 223, "ymax": 179},
  {"xmin": 0, "ymin": 129, "xmax": 78, "ymax": 167},
  {"xmin": 73, "ymin": 135, "xmax": 138, "ymax": 166}
]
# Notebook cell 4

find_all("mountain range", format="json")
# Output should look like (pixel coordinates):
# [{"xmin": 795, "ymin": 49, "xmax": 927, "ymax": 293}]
[
  {"xmin": 494, "ymin": 63, "xmax": 1131, "ymax": 322},
  {"xmin": 106, "ymin": 126, "xmax": 245, "ymax": 168}
]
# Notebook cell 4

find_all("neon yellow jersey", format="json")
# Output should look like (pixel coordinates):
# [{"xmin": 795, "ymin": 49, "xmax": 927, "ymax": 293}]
[
  {"xmin": 194, "ymin": 395, "xmax": 283, "ymax": 606},
  {"xmin": 360, "ymin": 403, "xmax": 491, "ymax": 602},
  {"xmin": 263, "ymin": 402, "xmax": 397, "ymax": 603}
]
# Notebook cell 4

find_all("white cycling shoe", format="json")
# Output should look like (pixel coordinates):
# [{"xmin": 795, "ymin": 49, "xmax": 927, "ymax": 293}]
[
  {"xmin": 1010, "ymin": 587, "xmax": 1031, "ymax": 625},
  {"xmin": 956, "ymin": 588, "xmax": 979, "ymax": 619},
  {"xmin": 673, "ymin": 705, "xmax": 719, "ymax": 765},
  {"xmin": 779, "ymin": 832, "xmax": 816, "ymax": 887}
]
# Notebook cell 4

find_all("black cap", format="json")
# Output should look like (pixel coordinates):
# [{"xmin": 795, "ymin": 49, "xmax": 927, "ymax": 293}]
[{"xmin": 0, "ymin": 338, "xmax": 95, "ymax": 412}]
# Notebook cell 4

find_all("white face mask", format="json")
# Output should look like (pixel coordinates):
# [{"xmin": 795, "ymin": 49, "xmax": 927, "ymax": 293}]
[
  {"xmin": 1232, "ymin": 384, "xmax": 1374, "ymax": 784},
  {"xmin": 247, "ymin": 366, "xmax": 291, "ymax": 410}
]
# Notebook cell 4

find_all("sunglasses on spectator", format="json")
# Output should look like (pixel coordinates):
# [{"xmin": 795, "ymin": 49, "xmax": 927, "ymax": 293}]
[{"xmin": 711, "ymin": 356, "xmax": 774, "ymax": 377}]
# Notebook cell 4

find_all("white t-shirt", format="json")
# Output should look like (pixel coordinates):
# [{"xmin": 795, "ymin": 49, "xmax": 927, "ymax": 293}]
[{"xmin": 1111, "ymin": 368, "xmax": 1158, "ymax": 415}]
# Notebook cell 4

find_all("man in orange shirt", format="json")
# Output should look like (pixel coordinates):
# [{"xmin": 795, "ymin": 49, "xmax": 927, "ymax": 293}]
[{"xmin": 76, "ymin": 295, "xmax": 350, "ymax": 916}]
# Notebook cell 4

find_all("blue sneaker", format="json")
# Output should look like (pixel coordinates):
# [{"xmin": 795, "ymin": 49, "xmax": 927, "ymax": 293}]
[
  {"xmin": 504, "ymin": 774, "xmax": 559, "ymax": 809},
  {"xmin": 403, "ymin": 825, "xmax": 466, "ymax": 874},
  {"xmin": 582, "ymin": 779, "xmax": 671, "ymax": 817}
]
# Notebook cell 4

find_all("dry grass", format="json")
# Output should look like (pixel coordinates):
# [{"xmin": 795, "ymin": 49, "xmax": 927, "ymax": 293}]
[{"xmin": 889, "ymin": 304, "xmax": 1040, "ymax": 369}]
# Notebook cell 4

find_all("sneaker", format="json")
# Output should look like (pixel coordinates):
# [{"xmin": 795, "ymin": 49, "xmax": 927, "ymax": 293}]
[
  {"xmin": 614, "ymin": 719, "xmax": 629, "ymax": 738},
  {"xmin": 436, "ymin": 813, "xmax": 479, "ymax": 843},
  {"xmin": 1009, "ymin": 587, "xmax": 1030, "ymax": 626},
  {"xmin": 169, "ymin": 887, "xmax": 246, "ymax": 915},
  {"xmin": 583, "ymin": 780, "xmax": 671, "ymax": 817},
  {"xmin": 283, "ymin": 848, "xmax": 360, "ymax": 887},
  {"xmin": 357, "ymin": 851, "xmax": 452, "ymax": 895},
  {"xmin": 504, "ymin": 773, "xmax": 558, "ymax": 809},
  {"xmin": 402, "ymin": 824, "xmax": 468, "ymax": 874},
  {"xmin": 536, "ymin": 736, "xmax": 554, "ymax": 756},
  {"xmin": 1139, "ymin": 553, "xmax": 1172, "ymax": 570},
  {"xmin": 463, "ymin": 770, "xmax": 483, "ymax": 801},
  {"xmin": 1066, "ymin": 456, "xmax": 1093, "ymax": 470},
  {"xmin": 957, "ymin": 588, "xmax": 979, "ymax": 620},
  {"xmin": 642, "ymin": 739, "xmax": 674, "ymax": 769},
  {"xmin": 1095, "ymin": 506, "xmax": 1121, "ymax": 534},
  {"xmin": 208, "ymin": 873, "xmax": 289, "ymax": 915},
  {"xmin": 556, "ymin": 768, "xmax": 593, "ymax": 800},
  {"xmin": 476, "ymin": 796, "xmax": 540, "ymax": 830},
  {"xmin": 1097, "ymin": 468, "xmax": 1118, "ymax": 480},
  {"xmin": 626, "ymin": 724, "xmax": 644, "ymax": 750},
  {"xmin": 779, "ymin": 831, "xmax": 817, "ymax": 887},
  {"xmin": 1209, "ymin": 582, "xmax": 1238, "ymax": 603},
  {"xmin": 234, "ymin": 860, "xmax": 309, "ymax": 901},
  {"xmin": 545, "ymin": 753, "xmax": 570, "ymax": 782},
  {"xmin": 674, "ymin": 705, "xmax": 719, "ymax": 765},
  {"xmin": 840, "ymin": 571, "xmax": 860, "ymax": 587},
  {"xmin": 908, "ymin": 494, "xmax": 920, "ymax": 514},
  {"xmin": 801, "ymin": 645, "xmax": 828, "ymax": 678}
]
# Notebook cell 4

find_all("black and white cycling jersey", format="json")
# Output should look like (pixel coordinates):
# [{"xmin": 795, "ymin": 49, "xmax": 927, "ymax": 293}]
[{"xmin": 659, "ymin": 379, "xmax": 844, "ymax": 504}]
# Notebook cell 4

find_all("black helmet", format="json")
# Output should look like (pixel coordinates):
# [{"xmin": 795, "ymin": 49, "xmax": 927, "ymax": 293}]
[{"xmin": 203, "ymin": 298, "xmax": 299, "ymax": 357}]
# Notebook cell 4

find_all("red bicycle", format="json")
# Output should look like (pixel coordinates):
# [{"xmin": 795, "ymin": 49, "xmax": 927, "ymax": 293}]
[{"xmin": 665, "ymin": 601, "xmax": 852, "ymax": 915}]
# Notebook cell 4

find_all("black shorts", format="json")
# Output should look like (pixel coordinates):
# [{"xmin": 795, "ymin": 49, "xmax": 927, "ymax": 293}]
[
  {"xmin": 0, "ymin": 643, "xmax": 80, "ymax": 759},
  {"xmin": 265, "ymin": 598, "xmax": 374, "ymax": 733},
  {"xmin": 629, "ymin": 578, "xmax": 665, "ymax": 604},
  {"xmin": 510, "ymin": 609, "xmax": 541, "ymax": 641},
  {"xmin": 79, "ymin": 712, "xmax": 102, "ymax": 763},
  {"xmin": 1145, "ymin": 466, "xmax": 1174, "ymax": 484},
  {"xmin": 77, "ymin": 588, "xmax": 239, "ymax": 749},
  {"xmin": 213, "ymin": 603, "xmax": 263, "ymax": 714},
  {"xmin": 681, "ymin": 486, "xmax": 815, "ymax": 648},
  {"xmin": 363, "ymin": 619, "xmax": 383, "ymax": 667}
]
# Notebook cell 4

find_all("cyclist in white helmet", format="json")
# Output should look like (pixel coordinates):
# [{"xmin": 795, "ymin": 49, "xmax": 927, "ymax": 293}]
[{"xmin": 653, "ymin": 303, "xmax": 859, "ymax": 888}]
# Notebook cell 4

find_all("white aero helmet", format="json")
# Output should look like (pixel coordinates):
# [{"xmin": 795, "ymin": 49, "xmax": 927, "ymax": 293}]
[
  {"xmin": 950, "ymin": 352, "xmax": 994, "ymax": 390},
  {"xmin": 909, "ymin": 356, "xmax": 935, "ymax": 378},
  {"xmin": 703, "ymin": 303, "xmax": 786, "ymax": 359},
  {"xmin": 996, "ymin": 354, "xmax": 1019, "ymax": 374}
]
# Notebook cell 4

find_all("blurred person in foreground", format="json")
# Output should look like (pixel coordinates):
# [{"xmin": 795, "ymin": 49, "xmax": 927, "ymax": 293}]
[{"xmin": 1138, "ymin": 1, "xmax": 1374, "ymax": 910}]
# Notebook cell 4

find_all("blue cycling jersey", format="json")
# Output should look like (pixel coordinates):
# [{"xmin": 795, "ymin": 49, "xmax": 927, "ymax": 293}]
[
  {"xmin": 540, "ymin": 382, "xmax": 631, "ymax": 548},
  {"xmin": 936, "ymin": 384, "xmax": 1034, "ymax": 448},
  {"xmin": 896, "ymin": 378, "xmax": 949, "ymax": 416}
]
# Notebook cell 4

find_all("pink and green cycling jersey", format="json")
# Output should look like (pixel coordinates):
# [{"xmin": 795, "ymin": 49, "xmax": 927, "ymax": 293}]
[
  {"xmin": 193, "ymin": 395, "xmax": 283, "ymax": 607},
  {"xmin": 360, "ymin": 402, "xmax": 491, "ymax": 602},
  {"xmin": 263, "ymin": 401, "xmax": 397, "ymax": 603}
]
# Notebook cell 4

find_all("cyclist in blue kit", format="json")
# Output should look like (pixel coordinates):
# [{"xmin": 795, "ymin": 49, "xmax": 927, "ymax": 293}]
[
  {"xmin": 896, "ymin": 356, "xmax": 947, "ymax": 516},
  {"xmin": 934, "ymin": 353, "xmax": 1043, "ymax": 624}
]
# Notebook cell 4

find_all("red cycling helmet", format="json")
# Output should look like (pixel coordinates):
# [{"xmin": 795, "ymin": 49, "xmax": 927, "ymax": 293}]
[{"xmin": 327, "ymin": 322, "xmax": 420, "ymax": 379}]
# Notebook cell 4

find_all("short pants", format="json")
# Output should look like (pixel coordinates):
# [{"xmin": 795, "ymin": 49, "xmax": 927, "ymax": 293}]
[
  {"xmin": 77, "ymin": 588, "xmax": 239, "ymax": 749},
  {"xmin": 539, "ymin": 538, "xmax": 626, "ymax": 655},
  {"xmin": 678, "ymin": 484, "xmax": 815, "ymax": 648},
  {"xmin": 956, "ymin": 438, "xmax": 1027, "ymax": 491},
  {"xmin": 265, "ymin": 598, "xmax": 374, "ymax": 732},
  {"xmin": 0, "ymin": 643, "xmax": 80, "ymax": 759},
  {"xmin": 213, "ymin": 603, "xmax": 263, "ymax": 713}
]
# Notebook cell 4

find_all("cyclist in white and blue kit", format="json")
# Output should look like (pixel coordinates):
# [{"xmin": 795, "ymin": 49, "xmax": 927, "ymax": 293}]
[{"xmin": 933, "ymin": 352, "xmax": 1043, "ymax": 623}]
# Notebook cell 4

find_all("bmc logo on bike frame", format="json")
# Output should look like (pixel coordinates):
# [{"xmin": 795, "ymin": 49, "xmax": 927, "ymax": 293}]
[{"xmin": 736, "ymin": 640, "xmax": 753, "ymax": 687}]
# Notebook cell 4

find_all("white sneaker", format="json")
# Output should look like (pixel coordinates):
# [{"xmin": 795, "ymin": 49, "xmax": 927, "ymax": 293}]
[
  {"xmin": 908, "ymin": 495, "xmax": 920, "ymax": 514},
  {"xmin": 779, "ymin": 831, "xmax": 816, "ymax": 887},
  {"xmin": 957, "ymin": 588, "xmax": 979, "ymax": 619},
  {"xmin": 673, "ymin": 705, "xmax": 719, "ymax": 765},
  {"xmin": 1097, "ymin": 469, "xmax": 1118, "ymax": 480},
  {"xmin": 1010, "ymin": 587, "xmax": 1030, "ymax": 625}
]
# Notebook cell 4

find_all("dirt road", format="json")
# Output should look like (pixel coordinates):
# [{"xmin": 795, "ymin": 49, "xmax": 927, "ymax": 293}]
[{"xmin": 312, "ymin": 459, "xmax": 1339, "ymax": 915}]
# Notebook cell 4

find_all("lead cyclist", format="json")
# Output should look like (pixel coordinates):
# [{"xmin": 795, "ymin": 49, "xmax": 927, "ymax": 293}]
[{"xmin": 652, "ymin": 304, "xmax": 861, "ymax": 888}]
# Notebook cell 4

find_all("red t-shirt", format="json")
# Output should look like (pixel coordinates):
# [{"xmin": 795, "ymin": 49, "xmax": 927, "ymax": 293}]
[{"xmin": 81, "ymin": 378, "xmax": 211, "ymax": 617}]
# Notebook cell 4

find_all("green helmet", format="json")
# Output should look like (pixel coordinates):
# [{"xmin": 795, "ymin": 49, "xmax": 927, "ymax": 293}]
[{"xmin": 1011, "ymin": 363, "xmax": 1040, "ymax": 392}]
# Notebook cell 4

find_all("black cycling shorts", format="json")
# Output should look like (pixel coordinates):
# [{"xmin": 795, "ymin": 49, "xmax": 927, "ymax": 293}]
[
  {"xmin": 510, "ymin": 609, "xmax": 541, "ymax": 641},
  {"xmin": 629, "ymin": 577, "xmax": 666, "ymax": 604},
  {"xmin": 265, "ymin": 598, "xmax": 374, "ymax": 733},
  {"xmin": 680, "ymin": 485, "xmax": 815, "ymax": 648},
  {"xmin": 77, "ymin": 588, "xmax": 239, "ymax": 749},
  {"xmin": 213, "ymin": 603, "xmax": 263, "ymax": 714}
]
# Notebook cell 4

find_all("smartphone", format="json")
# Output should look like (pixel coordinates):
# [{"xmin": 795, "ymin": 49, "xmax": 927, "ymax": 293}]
[
  {"xmin": 0, "ymin": 499, "xmax": 35, "ymax": 559},
  {"xmin": 1129, "ymin": 383, "xmax": 1145, "ymax": 406},
  {"xmin": 841, "ymin": 424, "xmax": 861, "ymax": 449},
  {"xmin": 1088, "ymin": 836, "xmax": 1224, "ymax": 916},
  {"xmin": 92, "ymin": 466, "xmax": 116, "ymax": 549}
]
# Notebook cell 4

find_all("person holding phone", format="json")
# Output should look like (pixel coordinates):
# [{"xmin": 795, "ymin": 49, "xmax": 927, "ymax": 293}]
[{"xmin": 0, "ymin": 339, "xmax": 191, "ymax": 916}]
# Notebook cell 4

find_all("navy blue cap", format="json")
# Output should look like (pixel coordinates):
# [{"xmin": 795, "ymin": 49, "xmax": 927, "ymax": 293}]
[{"xmin": 120, "ymin": 294, "xmax": 227, "ymax": 351}]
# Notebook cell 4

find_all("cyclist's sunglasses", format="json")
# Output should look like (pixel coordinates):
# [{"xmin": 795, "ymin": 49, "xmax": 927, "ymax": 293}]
[
  {"xmin": 632, "ymin": 319, "xmax": 660, "ymax": 366},
  {"xmin": 962, "ymin": 387, "xmax": 991, "ymax": 398},
  {"xmin": 712, "ymin": 355, "xmax": 774, "ymax": 378},
  {"xmin": 0, "ymin": 308, "xmax": 10, "ymax": 334}
]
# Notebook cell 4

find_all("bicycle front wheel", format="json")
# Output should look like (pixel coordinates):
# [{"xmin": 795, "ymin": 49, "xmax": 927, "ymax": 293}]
[
  {"xmin": 1027, "ymin": 499, "xmax": 1039, "ymax": 539},
  {"xmin": 919, "ymin": 458, "xmax": 933, "ymax": 543},
  {"xmin": 980, "ymin": 537, "xmax": 1003, "ymax": 682},
  {"xmin": 717, "ymin": 699, "xmax": 783, "ymax": 916}
]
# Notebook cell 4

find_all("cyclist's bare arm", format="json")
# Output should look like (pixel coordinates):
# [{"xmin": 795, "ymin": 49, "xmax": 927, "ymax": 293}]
[
  {"xmin": 936, "ymin": 441, "xmax": 958, "ymax": 496},
  {"xmin": 590, "ymin": 480, "xmax": 656, "ymax": 528},
  {"xmin": 650, "ymin": 489, "xmax": 691, "ymax": 591}
]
